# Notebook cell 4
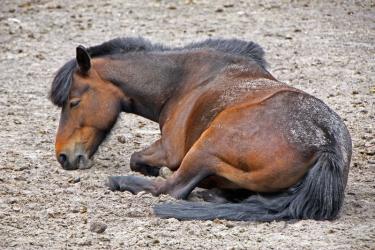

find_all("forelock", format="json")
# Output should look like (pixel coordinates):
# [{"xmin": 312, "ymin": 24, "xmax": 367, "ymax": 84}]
[{"xmin": 49, "ymin": 59, "xmax": 77, "ymax": 107}]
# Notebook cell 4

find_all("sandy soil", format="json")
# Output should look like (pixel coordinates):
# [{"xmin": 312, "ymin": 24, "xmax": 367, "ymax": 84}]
[{"xmin": 0, "ymin": 0, "xmax": 374, "ymax": 249}]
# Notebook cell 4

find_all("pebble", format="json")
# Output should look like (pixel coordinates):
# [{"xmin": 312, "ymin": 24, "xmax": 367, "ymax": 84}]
[
  {"xmin": 68, "ymin": 176, "xmax": 80, "ymax": 183},
  {"xmin": 14, "ymin": 176, "xmax": 27, "ymax": 181},
  {"xmin": 80, "ymin": 206, "xmax": 87, "ymax": 213},
  {"xmin": 12, "ymin": 206, "xmax": 21, "ymax": 212},
  {"xmin": 14, "ymin": 166, "xmax": 28, "ymax": 171},
  {"xmin": 90, "ymin": 222, "xmax": 107, "ymax": 234},
  {"xmin": 159, "ymin": 167, "xmax": 173, "ymax": 178},
  {"xmin": 78, "ymin": 240, "xmax": 92, "ymax": 246},
  {"xmin": 117, "ymin": 135, "xmax": 126, "ymax": 144}
]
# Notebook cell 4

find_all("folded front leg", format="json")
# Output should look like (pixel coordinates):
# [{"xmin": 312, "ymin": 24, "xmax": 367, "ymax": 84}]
[
  {"xmin": 130, "ymin": 139, "xmax": 167, "ymax": 176},
  {"xmin": 108, "ymin": 146, "xmax": 216, "ymax": 200}
]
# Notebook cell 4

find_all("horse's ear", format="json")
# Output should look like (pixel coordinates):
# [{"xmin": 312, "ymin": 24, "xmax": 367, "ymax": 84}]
[{"xmin": 76, "ymin": 45, "xmax": 91, "ymax": 73}]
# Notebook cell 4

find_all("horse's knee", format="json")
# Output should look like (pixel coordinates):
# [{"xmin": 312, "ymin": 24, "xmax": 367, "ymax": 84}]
[
  {"xmin": 130, "ymin": 151, "xmax": 161, "ymax": 176},
  {"xmin": 130, "ymin": 152, "xmax": 142, "ymax": 171}
]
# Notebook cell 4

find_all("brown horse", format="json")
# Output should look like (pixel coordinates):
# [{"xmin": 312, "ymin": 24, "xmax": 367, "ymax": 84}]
[{"xmin": 50, "ymin": 37, "xmax": 352, "ymax": 221}]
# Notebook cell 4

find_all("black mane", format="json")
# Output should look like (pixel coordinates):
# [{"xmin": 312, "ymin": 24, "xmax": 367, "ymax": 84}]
[{"xmin": 50, "ymin": 37, "xmax": 268, "ymax": 107}]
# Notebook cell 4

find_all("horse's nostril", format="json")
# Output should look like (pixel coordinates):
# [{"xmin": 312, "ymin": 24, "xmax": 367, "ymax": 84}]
[
  {"xmin": 77, "ymin": 154, "xmax": 87, "ymax": 168},
  {"xmin": 58, "ymin": 153, "xmax": 67, "ymax": 165}
]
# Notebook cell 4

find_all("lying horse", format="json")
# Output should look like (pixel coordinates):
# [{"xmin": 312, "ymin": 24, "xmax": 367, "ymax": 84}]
[{"xmin": 50, "ymin": 37, "xmax": 352, "ymax": 221}]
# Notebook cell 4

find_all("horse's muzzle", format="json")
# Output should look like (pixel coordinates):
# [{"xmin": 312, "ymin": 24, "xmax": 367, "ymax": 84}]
[{"xmin": 57, "ymin": 151, "xmax": 92, "ymax": 170}]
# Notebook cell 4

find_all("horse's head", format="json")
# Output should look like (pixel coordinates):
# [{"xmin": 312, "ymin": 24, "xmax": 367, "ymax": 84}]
[{"xmin": 51, "ymin": 46, "xmax": 126, "ymax": 170}]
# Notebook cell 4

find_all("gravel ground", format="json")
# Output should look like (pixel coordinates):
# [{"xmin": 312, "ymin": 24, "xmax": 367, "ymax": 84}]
[{"xmin": 0, "ymin": 0, "xmax": 374, "ymax": 249}]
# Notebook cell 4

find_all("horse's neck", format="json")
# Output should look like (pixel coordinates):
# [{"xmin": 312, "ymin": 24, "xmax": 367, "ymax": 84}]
[
  {"xmin": 95, "ymin": 55, "xmax": 181, "ymax": 121},
  {"xmin": 97, "ymin": 52, "xmax": 226, "ymax": 122}
]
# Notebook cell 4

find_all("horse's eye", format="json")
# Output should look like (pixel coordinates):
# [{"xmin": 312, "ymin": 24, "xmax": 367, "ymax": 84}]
[{"xmin": 70, "ymin": 99, "xmax": 81, "ymax": 108}]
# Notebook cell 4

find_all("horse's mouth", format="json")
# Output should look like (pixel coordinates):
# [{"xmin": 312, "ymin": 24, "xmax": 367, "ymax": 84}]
[{"xmin": 78, "ymin": 155, "xmax": 94, "ymax": 170}]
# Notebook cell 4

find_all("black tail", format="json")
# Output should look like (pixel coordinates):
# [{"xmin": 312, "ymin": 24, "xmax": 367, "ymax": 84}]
[{"xmin": 154, "ymin": 151, "xmax": 349, "ymax": 221}]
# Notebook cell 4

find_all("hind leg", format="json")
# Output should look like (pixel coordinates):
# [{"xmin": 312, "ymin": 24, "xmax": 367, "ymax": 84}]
[
  {"xmin": 155, "ymin": 147, "xmax": 215, "ymax": 199},
  {"xmin": 108, "ymin": 140, "xmax": 258, "ymax": 200}
]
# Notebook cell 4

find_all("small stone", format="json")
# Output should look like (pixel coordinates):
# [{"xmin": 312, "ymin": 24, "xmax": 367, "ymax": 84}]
[
  {"xmin": 35, "ymin": 53, "xmax": 46, "ymax": 60},
  {"xmin": 78, "ymin": 240, "xmax": 92, "ymax": 246},
  {"xmin": 213, "ymin": 218, "xmax": 223, "ymax": 224},
  {"xmin": 8, "ymin": 198, "xmax": 17, "ymax": 204},
  {"xmin": 135, "ymin": 133, "xmax": 142, "ymax": 138},
  {"xmin": 47, "ymin": 208, "xmax": 59, "ymax": 218},
  {"xmin": 225, "ymin": 222, "xmax": 235, "ymax": 228},
  {"xmin": 90, "ymin": 222, "xmax": 107, "ymax": 233},
  {"xmin": 71, "ymin": 208, "xmax": 79, "ymax": 213},
  {"xmin": 15, "ymin": 166, "xmax": 28, "ymax": 171},
  {"xmin": 159, "ymin": 167, "xmax": 173, "ymax": 178},
  {"xmin": 68, "ymin": 176, "xmax": 81, "ymax": 183},
  {"xmin": 99, "ymin": 236, "xmax": 110, "ymax": 241},
  {"xmin": 12, "ymin": 206, "xmax": 21, "ymax": 212},
  {"xmin": 14, "ymin": 176, "xmax": 27, "ymax": 181},
  {"xmin": 80, "ymin": 206, "xmax": 87, "ymax": 213},
  {"xmin": 215, "ymin": 8, "xmax": 224, "ymax": 13},
  {"xmin": 117, "ymin": 135, "xmax": 126, "ymax": 144}
]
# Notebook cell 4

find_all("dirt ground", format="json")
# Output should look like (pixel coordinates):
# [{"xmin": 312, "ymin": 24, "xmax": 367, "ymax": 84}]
[{"xmin": 0, "ymin": 0, "xmax": 374, "ymax": 249}]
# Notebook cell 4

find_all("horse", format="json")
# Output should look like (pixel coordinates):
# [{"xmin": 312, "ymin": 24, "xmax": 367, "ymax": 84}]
[{"xmin": 49, "ymin": 37, "xmax": 352, "ymax": 221}]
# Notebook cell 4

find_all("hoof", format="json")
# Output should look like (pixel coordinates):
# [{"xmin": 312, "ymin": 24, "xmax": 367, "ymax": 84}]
[
  {"xmin": 105, "ymin": 176, "xmax": 121, "ymax": 191},
  {"xmin": 105, "ymin": 175, "xmax": 154, "ymax": 194}
]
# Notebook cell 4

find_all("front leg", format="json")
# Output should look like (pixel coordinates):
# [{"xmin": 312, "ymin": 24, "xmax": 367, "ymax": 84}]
[
  {"xmin": 108, "ymin": 146, "xmax": 216, "ymax": 200},
  {"xmin": 130, "ymin": 139, "xmax": 167, "ymax": 176}
]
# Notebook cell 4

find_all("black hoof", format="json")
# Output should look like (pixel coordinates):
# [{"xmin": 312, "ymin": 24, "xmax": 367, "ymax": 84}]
[
  {"xmin": 106, "ymin": 176, "xmax": 122, "ymax": 191},
  {"xmin": 106, "ymin": 175, "xmax": 154, "ymax": 194}
]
